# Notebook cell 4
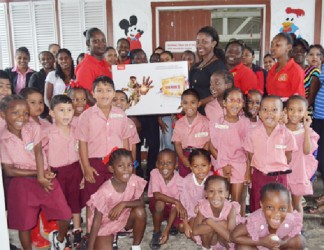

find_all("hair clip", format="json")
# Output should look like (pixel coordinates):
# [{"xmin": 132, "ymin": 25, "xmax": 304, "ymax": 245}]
[
  {"xmin": 102, "ymin": 146, "xmax": 119, "ymax": 165},
  {"xmin": 70, "ymin": 80, "xmax": 79, "ymax": 89}
]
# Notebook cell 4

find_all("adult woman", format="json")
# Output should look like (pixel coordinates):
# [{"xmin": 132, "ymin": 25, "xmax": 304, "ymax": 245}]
[
  {"xmin": 5, "ymin": 47, "xmax": 34, "ymax": 94},
  {"xmin": 45, "ymin": 48, "xmax": 74, "ymax": 105},
  {"xmin": 189, "ymin": 26, "xmax": 226, "ymax": 115}
]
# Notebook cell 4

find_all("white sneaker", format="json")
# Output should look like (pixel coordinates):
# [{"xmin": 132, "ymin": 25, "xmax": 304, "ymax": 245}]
[{"xmin": 49, "ymin": 230, "xmax": 67, "ymax": 250}]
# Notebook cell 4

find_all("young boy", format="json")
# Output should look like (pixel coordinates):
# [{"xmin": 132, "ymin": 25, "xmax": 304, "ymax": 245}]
[
  {"xmin": 45, "ymin": 95, "xmax": 83, "ymax": 247},
  {"xmin": 76, "ymin": 76, "xmax": 130, "ymax": 242},
  {"xmin": 172, "ymin": 89, "xmax": 210, "ymax": 177},
  {"xmin": 148, "ymin": 149, "xmax": 186, "ymax": 249}
]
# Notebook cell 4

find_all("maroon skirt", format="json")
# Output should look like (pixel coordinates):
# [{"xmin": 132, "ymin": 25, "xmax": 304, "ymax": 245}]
[{"xmin": 177, "ymin": 149, "xmax": 192, "ymax": 177}]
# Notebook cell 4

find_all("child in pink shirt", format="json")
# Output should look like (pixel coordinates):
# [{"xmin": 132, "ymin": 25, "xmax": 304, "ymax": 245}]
[
  {"xmin": 209, "ymin": 87, "xmax": 249, "ymax": 214},
  {"xmin": 45, "ymin": 95, "xmax": 84, "ymax": 247},
  {"xmin": 112, "ymin": 90, "xmax": 140, "ymax": 161},
  {"xmin": 231, "ymin": 183, "xmax": 304, "ymax": 250},
  {"xmin": 87, "ymin": 148, "xmax": 147, "ymax": 250},
  {"xmin": 0, "ymin": 95, "xmax": 71, "ymax": 250},
  {"xmin": 244, "ymin": 96, "xmax": 297, "ymax": 212},
  {"xmin": 180, "ymin": 149, "xmax": 213, "ymax": 240},
  {"xmin": 148, "ymin": 149, "xmax": 186, "ymax": 249},
  {"xmin": 0, "ymin": 70, "xmax": 12, "ymax": 134},
  {"xmin": 67, "ymin": 87, "xmax": 88, "ymax": 128},
  {"xmin": 192, "ymin": 176, "xmax": 242, "ymax": 250},
  {"xmin": 205, "ymin": 69, "xmax": 234, "ymax": 121},
  {"xmin": 172, "ymin": 89, "xmax": 210, "ymax": 177},
  {"xmin": 285, "ymin": 95, "xmax": 319, "ymax": 215},
  {"xmin": 76, "ymin": 76, "xmax": 130, "ymax": 239},
  {"xmin": 243, "ymin": 89, "xmax": 263, "ymax": 128}
]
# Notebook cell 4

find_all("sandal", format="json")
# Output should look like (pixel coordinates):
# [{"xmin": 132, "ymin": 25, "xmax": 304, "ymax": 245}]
[{"xmin": 316, "ymin": 194, "xmax": 324, "ymax": 206}]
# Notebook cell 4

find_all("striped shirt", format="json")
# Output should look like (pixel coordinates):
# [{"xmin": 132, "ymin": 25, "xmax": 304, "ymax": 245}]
[{"xmin": 314, "ymin": 64, "xmax": 324, "ymax": 119}]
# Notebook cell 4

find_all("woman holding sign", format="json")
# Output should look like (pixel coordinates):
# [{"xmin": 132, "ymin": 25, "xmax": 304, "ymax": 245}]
[{"xmin": 189, "ymin": 26, "xmax": 226, "ymax": 115}]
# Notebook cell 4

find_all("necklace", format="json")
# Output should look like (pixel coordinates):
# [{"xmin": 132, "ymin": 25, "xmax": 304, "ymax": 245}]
[{"xmin": 199, "ymin": 55, "xmax": 215, "ymax": 70}]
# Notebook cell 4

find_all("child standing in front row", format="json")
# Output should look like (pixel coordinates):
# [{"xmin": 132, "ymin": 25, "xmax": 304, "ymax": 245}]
[
  {"xmin": 67, "ymin": 87, "xmax": 88, "ymax": 128},
  {"xmin": 244, "ymin": 89, "xmax": 263, "ymax": 128},
  {"xmin": 285, "ymin": 95, "xmax": 319, "ymax": 216},
  {"xmin": 0, "ymin": 70, "xmax": 12, "ymax": 133},
  {"xmin": 209, "ymin": 87, "xmax": 250, "ymax": 215},
  {"xmin": 0, "ymin": 95, "xmax": 71, "ymax": 250},
  {"xmin": 46, "ymin": 95, "xmax": 84, "ymax": 247},
  {"xmin": 76, "ymin": 76, "xmax": 131, "ymax": 241},
  {"xmin": 172, "ymin": 89, "xmax": 210, "ymax": 177},
  {"xmin": 192, "ymin": 176, "xmax": 242, "ymax": 250},
  {"xmin": 231, "ymin": 183, "xmax": 304, "ymax": 250},
  {"xmin": 87, "ymin": 149, "xmax": 147, "ymax": 250},
  {"xmin": 204, "ymin": 69, "xmax": 234, "ymax": 121},
  {"xmin": 244, "ymin": 96, "xmax": 297, "ymax": 212},
  {"xmin": 148, "ymin": 149, "xmax": 186, "ymax": 249}
]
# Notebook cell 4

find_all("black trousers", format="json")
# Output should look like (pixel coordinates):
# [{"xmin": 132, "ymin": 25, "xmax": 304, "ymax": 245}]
[{"xmin": 312, "ymin": 118, "xmax": 324, "ymax": 181}]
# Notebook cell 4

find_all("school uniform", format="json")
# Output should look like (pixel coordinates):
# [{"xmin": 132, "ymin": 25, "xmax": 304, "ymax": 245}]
[
  {"xmin": 70, "ymin": 116, "xmax": 79, "ymax": 128},
  {"xmin": 172, "ymin": 113, "xmax": 209, "ymax": 177},
  {"xmin": 76, "ymin": 105, "xmax": 130, "ymax": 206},
  {"xmin": 87, "ymin": 174, "xmax": 146, "ymax": 236},
  {"xmin": 230, "ymin": 63, "xmax": 258, "ymax": 94},
  {"xmin": 5, "ymin": 66, "xmax": 34, "ymax": 94},
  {"xmin": 243, "ymin": 123, "xmax": 297, "ymax": 211},
  {"xmin": 127, "ymin": 117, "xmax": 140, "ymax": 148},
  {"xmin": 0, "ymin": 123, "xmax": 71, "ymax": 230},
  {"xmin": 204, "ymin": 99, "xmax": 224, "ymax": 121}
]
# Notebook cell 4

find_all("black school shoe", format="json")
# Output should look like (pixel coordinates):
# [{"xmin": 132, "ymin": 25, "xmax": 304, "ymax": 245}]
[
  {"xmin": 149, "ymin": 231, "xmax": 161, "ymax": 249},
  {"xmin": 169, "ymin": 226, "xmax": 178, "ymax": 236}
]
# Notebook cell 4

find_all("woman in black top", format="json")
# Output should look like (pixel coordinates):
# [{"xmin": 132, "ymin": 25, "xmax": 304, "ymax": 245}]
[{"xmin": 189, "ymin": 26, "xmax": 226, "ymax": 114}]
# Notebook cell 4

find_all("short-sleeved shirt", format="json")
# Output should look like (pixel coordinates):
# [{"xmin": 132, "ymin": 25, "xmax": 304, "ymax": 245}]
[
  {"xmin": 75, "ymin": 105, "xmax": 130, "ymax": 158},
  {"xmin": 28, "ymin": 69, "xmax": 51, "ymax": 95},
  {"xmin": 75, "ymin": 54, "xmax": 112, "ymax": 91},
  {"xmin": 45, "ymin": 124, "xmax": 79, "ymax": 168},
  {"xmin": 87, "ymin": 174, "xmax": 147, "ymax": 236},
  {"xmin": 148, "ymin": 168, "xmax": 183, "ymax": 200},
  {"xmin": 230, "ymin": 63, "xmax": 258, "ymax": 93},
  {"xmin": 172, "ymin": 113, "xmax": 209, "ymax": 149},
  {"xmin": 127, "ymin": 118, "xmax": 140, "ymax": 147},
  {"xmin": 244, "ymin": 123, "xmax": 297, "ymax": 174},
  {"xmin": 266, "ymin": 59, "xmax": 305, "ymax": 98},
  {"xmin": 204, "ymin": 99, "xmax": 224, "ymax": 121},
  {"xmin": 45, "ymin": 71, "xmax": 68, "ymax": 96},
  {"xmin": 0, "ymin": 122, "xmax": 48, "ymax": 170}
]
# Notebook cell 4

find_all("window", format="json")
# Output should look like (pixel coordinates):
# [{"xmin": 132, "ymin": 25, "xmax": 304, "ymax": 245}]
[{"xmin": 0, "ymin": 3, "xmax": 11, "ymax": 69}]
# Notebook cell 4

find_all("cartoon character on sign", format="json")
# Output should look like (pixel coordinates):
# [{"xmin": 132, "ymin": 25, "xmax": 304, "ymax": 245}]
[
  {"xmin": 121, "ymin": 76, "xmax": 153, "ymax": 106},
  {"xmin": 280, "ymin": 7, "xmax": 305, "ymax": 36},
  {"xmin": 119, "ymin": 15, "xmax": 144, "ymax": 51}
]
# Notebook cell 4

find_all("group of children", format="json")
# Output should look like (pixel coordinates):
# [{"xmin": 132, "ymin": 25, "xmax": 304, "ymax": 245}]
[{"xmin": 0, "ymin": 58, "xmax": 318, "ymax": 249}]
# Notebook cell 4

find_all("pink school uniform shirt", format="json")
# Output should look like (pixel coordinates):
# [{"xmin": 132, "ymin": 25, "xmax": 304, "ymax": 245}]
[
  {"xmin": 0, "ymin": 117, "xmax": 6, "ymax": 136},
  {"xmin": 244, "ymin": 123, "xmax": 297, "ymax": 174},
  {"xmin": 204, "ymin": 99, "xmax": 224, "ymax": 121},
  {"xmin": 12, "ymin": 66, "xmax": 34, "ymax": 94},
  {"xmin": 148, "ymin": 168, "xmax": 183, "ymax": 200},
  {"xmin": 76, "ymin": 105, "xmax": 130, "ymax": 158},
  {"xmin": 0, "ymin": 122, "xmax": 48, "ymax": 170},
  {"xmin": 87, "ymin": 174, "xmax": 147, "ymax": 236},
  {"xmin": 209, "ymin": 117, "xmax": 249, "ymax": 183},
  {"xmin": 45, "ymin": 124, "xmax": 79, "ymax": 168},
  {"xmin": 70, "ymin": 116, "xmax": 79, "ymax": 128},
  {"xmin": 179, "ymin": 172, "xmax": 212, "ymax": 219},
  {"xmin": 172, "ymin": 113, "xmax": 209, "ymax": 149},
  {"xmin": 287, "ymin": 127, "xmax": 319, "ymax": 196},
  {"xmin": 246, "ymin": 209, "xmax": 302, "ymax": 250},
  {"xmin": 128, "ymin": 117, "xmax": 140, "ymax": 147}
]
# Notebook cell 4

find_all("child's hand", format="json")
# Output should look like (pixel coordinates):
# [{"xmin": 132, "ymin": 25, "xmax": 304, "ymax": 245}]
[
  {"xmin": 37, "ymin": 177, "xmax": 53, "ymax": 192},
  {"xmin": 159, "ymin": 229, "xmax": 169, "ymax": 245},
  {"xmin": 182, "ymin": 157, "xmax": 191, "ymax": 169},
  {"xmin": 44, "ymin": 170, "xmax": 56, "ymax": 180},
  {"xmin": 244, "ymin": 170, "xmax": 251, "ymax": 184},
  {"xmin": 174, "ymin": 201, "xmax": 187, "ymax": 220},
  {"xmin": 183, "ymin": 223, "xmax": 193, "ymax": 239},
  {"xmin": 279, "ymin": 111, "xmax": 288, "ymax": 125},
  {"xmin": 84, "ymin": 166, "xmax": 99, "ymax": 183},
  {"xmin": 108, "ymin": 202, "xmax": 125, "ymax": 221},
  {"xmin": 260, "ymin": 234, "xmax": 280, "ymax": 249},
  {"xmin": 223, "ymin": 164, "xmax": 232, "ymax": 180},
  {"xmin": 303, "ymin": 113, "xmax": 312, "ymax": 128}
]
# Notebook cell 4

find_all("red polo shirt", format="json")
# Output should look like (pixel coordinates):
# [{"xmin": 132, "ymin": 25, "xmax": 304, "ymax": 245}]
[
  {"xmin": 266, "ymin": 59, "xmax": 305, "ymax": 98},
  {"xmin": 75, "ymin": 54, "xmax": 112, "ymax": 91},
  {"xmin": 117, "ymin": 58, "xmax": 131, "ymax": 65},
  {"xmin": 230, "ymin": 63, "xmax": 258, "ymax": 93}
]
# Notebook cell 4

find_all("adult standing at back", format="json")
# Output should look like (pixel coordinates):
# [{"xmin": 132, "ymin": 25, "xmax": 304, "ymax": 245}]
[
  {"xmin": 189, "ymin": 26, "xmax": 226, "ymax": 115},
  {"xmin": 75, "ymin": 28, "xmax": 112, "ymax": 93}
]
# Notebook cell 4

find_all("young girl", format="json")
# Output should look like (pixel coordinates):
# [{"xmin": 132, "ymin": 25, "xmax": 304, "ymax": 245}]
[
  {"xmin": 0, "ymin": 95, "xmax": 71, "ymax": 250},
  {"xmin": 45, "ymin": 48, "xmax": 75, "ymax": 105},
  {"xmin": 87, "ymin": 149, "xmax": 147, "ymax": 250},
  {"xmin": 263, "ymin": 53, "xmax": 275, "ymax": 72},
  {"xmin": 285, "ymin": 95, "xmax": 319, "ymax": 215},
  {"xmin": 231, "ymin": 183, "xmax": 304, "ymax": 250},
  {"xmin": 192, "ymin": 175, "xmax": 242, "ymax": 250},
  {"xmin": 244, "ymin": 96, "xmax": 297, "ymax": 212},
  {"xmin": 204, "ymin": 69, "xmax": 234, "ymax": 121},
  {"xmin": 209, "ymin": 87, "xmax": 249, "ymax": 214},
  {"xmin": 148, "ymin": 149, "xmax": 186, "ymax": 249},
  {"xmin": 244, "ymin": 89, "xmax": 263, "ymax": 127},
  {"xmin": 104, "ymin": 47, "xmax": 118, "ymax": 65},
  {"xmin": 306, "ymin": 44, "xmax": 324, "ymax": 69},
  {"xmin": 112, "ymin": 90, "xmax": 140, "ymax": 161},
  {"xmin": 67, "ymin": 87, "xmax": 88, "ymax": 127},
  {"xmin": 172, "ymin": 89, "xmax": 210, "ymax": 177},
  {"xmin": 0, "ymin": 70, "xmax": 12, "ymax": 133},
  {"xmin": 180, "ymin": 149, "xmax": 213, "ymax": 240},
  {"xmin": 266, "ymin": 33, "xmax": 305, "ymax": 99}
]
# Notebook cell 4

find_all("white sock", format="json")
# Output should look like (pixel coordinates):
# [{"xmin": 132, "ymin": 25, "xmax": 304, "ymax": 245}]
[{"xmin": 131, "ymin": 245, "xmax": 141, "ymax": 250}]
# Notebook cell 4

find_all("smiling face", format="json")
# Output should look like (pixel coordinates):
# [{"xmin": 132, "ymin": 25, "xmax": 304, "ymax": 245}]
[
  {"xmin": 156, "ymin": 151, "xmax": 177, "ymax": 182},
  {"xmin": 259, "ymin": 98, "xmax": 282, "ymax": 130},
  {"xmin": 224, "ymin": 90, "xmax": 244, "ymax": 117},
  {"xmin": 264, "ymin": 55, "xmax": 275, "ymax": 71},
  {"xmin": 0, "ymin": 78, "xmax": 12, "ymax": 101},
  {"xmin": 112, "ymin": 92, "xmax": 128, "ymax": 111},
  {"xmin": 205, "ymin": 179, "xmax": 228, "ymax": 211},
  {"xmin": 306, "ymin": 47, "xmax": 323, "ymax": 68},
  {"xmin": 1, "ymin": 100, "xmax": 29, "ymax": 136},
  {"xmin": 247, "ymin": 92, "xmax": 262, "ymax": 119},
  {"xmin": 93, "ymin": 82, "xmax": 115, "ymax": 107},
  {"xmin": 117, "ymin": 40, "xmax": 130, "ymax": 59},
  {"xmin": 104, "ymin": 48, "xmax": 118, "ymax": 65},
  {"xmin": 225, "ymin": 43, "xmax": 243, "ymax": 67},
  {"xmin": 291, "ymin": 44, "xmax": 307, "ymax": 65},
  {"xmin": 15, "ymin": 51, "xmax": 29, "ymax": 71},
  {"xmin": 261, "ymin": 190, "xmax": 289, "ymax": 233},
  {"xmin": 70, "ymin": 89, "xmax": 87, "ymax": 116},
  {"xmin": 210, "ymin": 73, "xmax": 229, "ymax": 99},
  {"xmin": 110, "ymin": 155, "xmax": 133, "ymax": 183},
  {"xmin": 57, "ymin": 52, "xmax": 72, "ymax": 71},
  {"xmin": 286, "ymin": 99, "xmax": 307, "ymax": 125},
  {"xmin": 181, "ymin": 94, "xmax": 199, "ymax": 119},
  {"xmin": 39, "ymin": 52, "xmax": 54, "ymax": 71},
  {"xmin": 196, "ymin": 32, "xmax": 216, "ymax": 58},
  {"xmin": 270, "ymin": 35, "xmax": 291, "ymax": 60},
  {"xmin": 190, "ymin": 155, "xmax": 211, "ymax": 184},
  {"xmin": 26, "ymin": 93, "xmax": 44, "ymax": 118},
  {"xmin": 50, "ymin": 103, "xmax": 74, "ymax": 127},
  {"xmin": 89, "ymin": 31, "xmax": 107, "ymax": 57}
]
